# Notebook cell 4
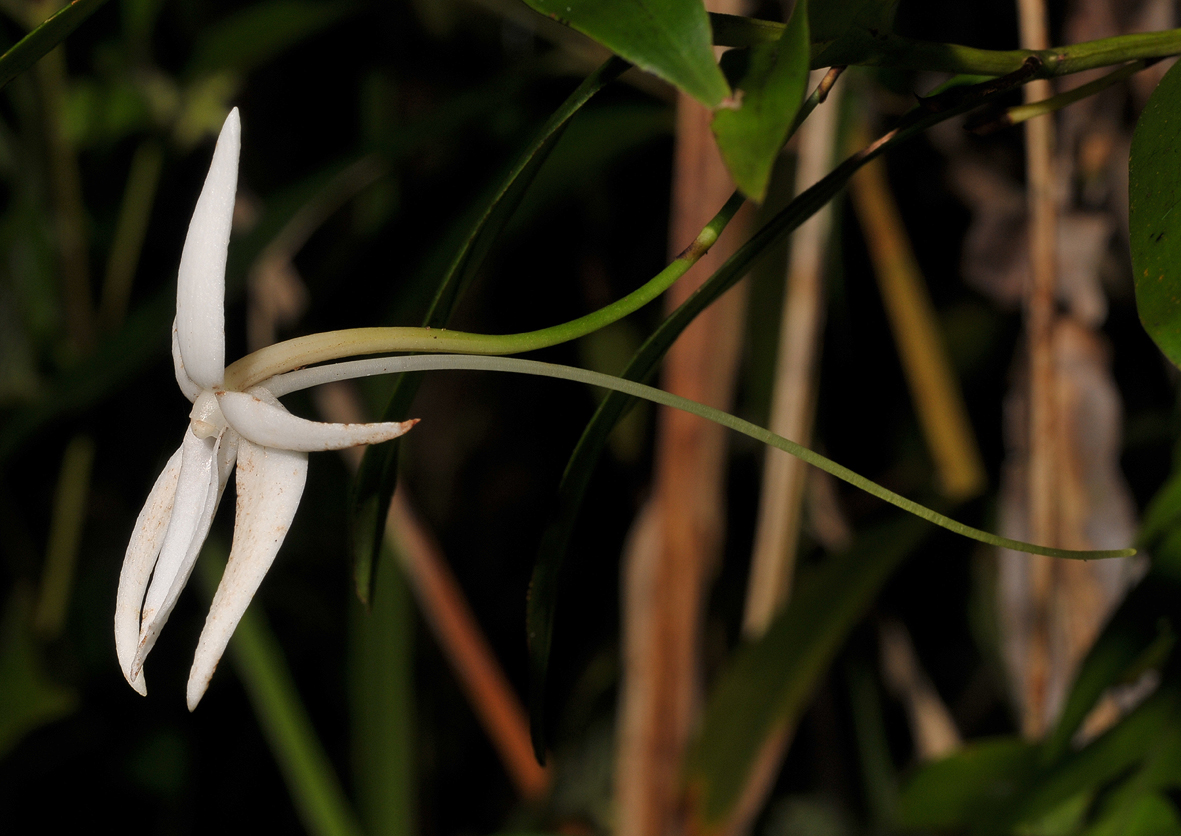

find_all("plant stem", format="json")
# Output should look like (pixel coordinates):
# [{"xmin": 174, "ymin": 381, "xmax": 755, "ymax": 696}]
[
  {"xmin": 710, "ymin": 12, "xmax": 1181, "ymax": 78},
  {"xmin": 969, "ymin": 60, "xmax": 1152, "ymax": 134},
  {"xmin": 223, "ymin": 191, "xmax": 745, "ymax": 390}
]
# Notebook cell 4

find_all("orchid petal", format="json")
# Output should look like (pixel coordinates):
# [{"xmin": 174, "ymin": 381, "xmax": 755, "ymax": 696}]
[
  {"xmin": 131, "ymin": 426, "xmax": 228, "ymax": 681},
  {"xmin": 114, "ymin": 444, "xmax": 183, "ymax": 695},
  {"xmin": 176, "ymin": 108, "xmax": 239, "ymax": 390},
  {"xmin": 218, "ymin": 388, "xmax": 418, "ymax": 451},
  {"xmin": 172, "ymin": 320, "xmax": 202, "ymax": 403},
  {"xmin": 187, "ymin": 438, "xmax": 308, "ymax": 710}
]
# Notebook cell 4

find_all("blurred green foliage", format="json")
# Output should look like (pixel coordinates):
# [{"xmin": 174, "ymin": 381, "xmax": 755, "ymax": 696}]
[{"xmin": 1, "ymin": 1, "xmax": 1180, "ymax": 835}]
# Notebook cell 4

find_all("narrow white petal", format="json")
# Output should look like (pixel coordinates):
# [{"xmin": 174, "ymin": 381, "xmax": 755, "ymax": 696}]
[
  {"xmin": 114, "ymin": 444, "xmax": 183, "ymax": 695},
  {"xmin": 171, "ymin": 320, "xmax": 202, "ymax": 403},
  {"xmin": 187, "ymin": 438, "xmax": 308, "ymax": 710},
  {"xmin": 176, "ymin": 108, "xmax": 240, "ymax": 390},
  {"xmin": 218, "ymin": 388, "xmax": 418, "ymax": 451},
  {"xmin": 132, "ymin": 427, "xmax": 226, "ymax": 680}
]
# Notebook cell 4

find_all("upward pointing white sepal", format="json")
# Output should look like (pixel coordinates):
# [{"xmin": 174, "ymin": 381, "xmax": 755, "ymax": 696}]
[{"xmin": 176, "ymin": 108, "xmax": 239, "ymax": 390}]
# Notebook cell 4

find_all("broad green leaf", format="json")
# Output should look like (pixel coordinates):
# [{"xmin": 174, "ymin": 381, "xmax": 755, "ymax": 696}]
[
  {"xmin": 895, "ymin": 739, "xmax": 1040, "ymax": 830},
  {"xmin": 897, "ymin": 683, "xmax": 1181, "ymax": 835},
  {"xmin": 186, "ymin": 0, "xmax": 356, "ymax": 78},
  {"xmin": 1130, "ymin": 59, "xmax": 1181, "ymax": 371},
  {"xmin": 1007, "ymin": 684, "xmax": 1181, "ymax": 833},
  {"xmin": 350, "ymin": 57, "xmax": 628, "ymax": 608},
  {"xmin": 684, "ymin": 517, "xmax": 928, "ymax": 831},
  {"xmin": 710, "ymin": 0, "xmax": 809, "ymax": 202},
  {"xmin": 0, "ymin": 0, "xmax": 108, "ymax": 91},
  {"xmin": 521, "ymin": 0, "xmax": 729, "ymax": 108},
  {"xmin": 0, "ymin": 592, "xmax": 76, "ymax": 759}
]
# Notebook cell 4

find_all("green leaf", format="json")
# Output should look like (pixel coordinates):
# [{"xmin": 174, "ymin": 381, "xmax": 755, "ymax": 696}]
[
  {"xmin": 1083, "ymin": 793, "xmax": 1181, "ymax": 836},
  {"xmin": 1008, "ymin": 684, "xmax": 1181, "ymax": 832},
  {"xmin": 684, "ymin": 517, "xmax": 929, "ymax": 831},
  {"xmin": 186, "ymin": 0, "xmax": 356, "ymax": 78},
  {"xmin": 1130, "ymin": 59, "xmax": 1181, "ymax": 371},
  {"xmin": 1042, "ymin": 574, "xmax": 1180, "ymax": 764},
  {"xmin": 521, "ymin": 0, "xmax": 729, "ymax": 108},
  {"xmin": 349, "ymin": 548, "xmax": 414, "ymax": 836},
  {"xmin": 710, "ymin": 0, "xmax": 809, "ymax": 202},
  {"xmin": 0, "ymin": 0, "xmax": 109, "ymax": 92},
  {"xmin": 350, "ymin": 57, "xmax": 628, "ymax": 607},
  {"xmin": 895, "ymin": 739, "xmax": 1040, "ymax": 830}
]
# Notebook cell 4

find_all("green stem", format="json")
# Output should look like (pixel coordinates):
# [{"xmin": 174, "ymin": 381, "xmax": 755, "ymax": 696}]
[
  {"xmin": 971, "ymin": 59, "xmax": 1151, "ymax": 134},
  {"xmin": 223, "ymin": 191, "xmax": 745, "ymax": 390},
  {"xmin": 268, "ymin": 354, "xmax": 1135, "ymax": 562},
  {"xmin": 710, "ymin": 12, "xmax": 1181, "ymax": 78}
]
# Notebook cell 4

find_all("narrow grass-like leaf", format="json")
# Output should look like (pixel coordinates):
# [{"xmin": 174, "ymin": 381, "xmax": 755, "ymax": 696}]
[
  {"xmin": 1130, "ymin": 60, "xmax": 1181, "ymax": 371},
  {"xmin": 710, "ymin": 0, "xmax": 810, "ymax": 202},
  {"xmin": 350, "ymin": 57, "xmax": 628, "ymax": 606},
  {"xmin": 682, "ymin": 518, "xmax": 925, "ymax": 831},
  {"xmin": 197, "ymin": 544, "xmax": 365, "ymax": 836},
  {"xmin": 521, "ymin": 0, "xmax": 729, "ymax": 108},
  {"xmin": 349, "ymin": 548, "xmax": 414, "ymax": 836},
  {"xmin": 0, "ymin": 0, "xmax": 109, "ymax": 91},
  {"xmin": 523, "ymin": 73, "xmax": 1040, "ymax": 757}
]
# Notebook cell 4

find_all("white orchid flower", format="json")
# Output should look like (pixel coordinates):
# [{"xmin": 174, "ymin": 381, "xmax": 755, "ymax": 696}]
[{"xmin": 115, "ymin": 108, "xmax": 417, "ymax": 710}]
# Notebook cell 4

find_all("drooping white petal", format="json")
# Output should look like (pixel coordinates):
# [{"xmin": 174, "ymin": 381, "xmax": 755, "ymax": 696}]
[
  {"xmin": 176, "ymin": 108, "xmax": 240, "ymax": 390},
  {"xmin": 114, "ymin": 444, "xmax": 183, "ymax": 695},
  {"xmin": 171, "ymin": 320, "xmax": 202, "ymax": 403},
  {"xmin": 218, "ymin": 388, "xmax": 418, "ymax": 451},
  {"xmin": 131, "ymin": 426, "xmax": 228, "ymax": 681},
  {"xmin": 187, "ymin": 438, "xmax": 308, "ymax": 710}
]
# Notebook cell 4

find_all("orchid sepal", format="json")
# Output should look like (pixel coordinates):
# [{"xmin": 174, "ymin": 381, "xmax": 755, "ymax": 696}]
[{"xmin": 115, "ymin": 107, "xmax": 421, "ymax": 706}]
